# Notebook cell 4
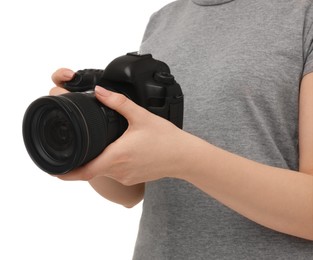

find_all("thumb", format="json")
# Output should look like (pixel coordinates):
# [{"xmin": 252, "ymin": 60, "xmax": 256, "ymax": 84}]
[{"xmin": 95, "ymin": 86, "xmax": 146, "ymax": 124}]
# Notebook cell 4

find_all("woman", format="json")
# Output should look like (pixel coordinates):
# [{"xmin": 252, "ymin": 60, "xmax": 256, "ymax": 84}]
[{"xmin": 50, "ymin": 0, "xmax": 313, "ymax": 258}]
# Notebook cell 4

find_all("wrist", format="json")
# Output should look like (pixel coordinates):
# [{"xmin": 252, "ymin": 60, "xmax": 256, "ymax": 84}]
[{"xmin": 169, "ymin": 131, "xmax": 213, "ymax": 182}]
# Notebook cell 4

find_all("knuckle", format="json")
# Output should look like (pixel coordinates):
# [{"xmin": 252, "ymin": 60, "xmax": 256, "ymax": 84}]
[{"xmin": 113, "ymin": 93, "xmax": 128, "ymax": 108}]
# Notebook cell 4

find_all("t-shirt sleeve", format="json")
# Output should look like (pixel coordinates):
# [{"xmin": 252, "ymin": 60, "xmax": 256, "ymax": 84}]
[
  {"xmin": 302, "ymin": 5, "xmax": 313, "ymax": 76},
  {"xmin": 303, "ymin": 29, "xmax": 313, "ymax": 76},
  {"xmin": 139, "ymin": 12, "xmax": 158, "ymax": 49},
  {"xmin": 139, "ymin": 1, "xmax": 177, "ymax": 55}
]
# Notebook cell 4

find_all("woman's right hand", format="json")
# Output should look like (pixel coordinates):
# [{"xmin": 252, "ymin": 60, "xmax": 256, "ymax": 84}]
[
  {"xmin": 49, "ymin": 68, "xmax": 75, "ymax": 95},
  {"xmin": 46, "ymin": 67, "xmax": 145, "ymax": 207}
]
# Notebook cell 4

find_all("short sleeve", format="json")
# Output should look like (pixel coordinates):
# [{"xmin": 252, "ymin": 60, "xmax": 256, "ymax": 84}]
[
  {"xmin": 139, "ymin": 1, "xmax": 179, "ymax": 55},
  {"xmin": 302, "ymin": 4, "xmax": 313, "ymax": 76},
  {"xmin": 303, "ymin": 27, "xmax": 313, "ymax": 76},
  {"xmin": 139, "ymin": 12, "xmax": 159, "ymax": 49}
]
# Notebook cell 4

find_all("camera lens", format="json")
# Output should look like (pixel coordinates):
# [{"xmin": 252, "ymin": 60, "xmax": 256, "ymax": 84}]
[
  {"xmin": 40, "ymin": 108, "xmax": 75, "ymax": 162},
  {"xmin": 23, "ymin": 92, "xmax": 127, "ymax": 175}
]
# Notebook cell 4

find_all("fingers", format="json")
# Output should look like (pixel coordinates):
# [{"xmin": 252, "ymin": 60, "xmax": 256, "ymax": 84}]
[
  {"xmin": 53, "ymin": 150, "xmax": 112, "ymax": 181},
  {"xmin": 49, "ymin": 86, "xmax": 69, "ymax": 96},
  {"xmin": 53, "ymin": 165, "xmax": 94, "ymax": 181},
  {"xmin": 50, "ymin": 68, "xmax": 74, "ymax": 96},
  {"xmin": 95, "ymin": 86, "xmax": 148, "ymax": 124},
  {"xmin": 51, "ymin": 68, "xmax": 75, "ymax": 86}
]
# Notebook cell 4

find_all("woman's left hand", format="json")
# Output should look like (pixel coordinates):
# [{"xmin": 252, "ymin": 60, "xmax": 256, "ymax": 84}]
[{"xmin": 58, "ymin": 86, "xmax": 192, "ymax": 185}]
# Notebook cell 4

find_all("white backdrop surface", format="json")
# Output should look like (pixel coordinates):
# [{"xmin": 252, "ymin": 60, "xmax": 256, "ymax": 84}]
[{"xmin": 0, "ymin": 1, "xmax": 173, "ymax": 259}]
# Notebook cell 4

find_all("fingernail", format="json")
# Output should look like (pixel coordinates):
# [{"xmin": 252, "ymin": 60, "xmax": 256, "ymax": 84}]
[
  {"xmin": 95, "ymin": 86, "xmax": 112, "ymax": 97},
  {"xmin": 63, "ymin": 70, "xmax": 75, "ymax": 79}
]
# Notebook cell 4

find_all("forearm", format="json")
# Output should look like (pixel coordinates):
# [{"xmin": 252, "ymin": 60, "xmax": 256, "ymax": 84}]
[
  {"xmin": 177, "ymin": 132, "xmax": 313, "ymax": 240},
  {"xmin": 88, "ymin": 177, "xmax": 144, "ymax": 208}
]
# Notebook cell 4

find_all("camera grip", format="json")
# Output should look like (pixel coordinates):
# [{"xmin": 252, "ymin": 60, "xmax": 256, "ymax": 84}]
[{"xmin": 64, "ymin": 69, "xmax": 105, "ymax": 92}]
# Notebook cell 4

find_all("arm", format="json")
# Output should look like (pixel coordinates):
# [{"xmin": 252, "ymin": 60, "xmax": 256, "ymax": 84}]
[
  {"xmin": 88, "ymin": 82, "xmax": 313, "ymax": 240},
  {"xmin": 88, "ymin": 177, "xmax": 144, "ymax": 208},
  {"xmin": 177, "ymin": 73, "xmax": 313, "ymax": 240},
  {"xmin": 52, "ymin": 73, "xmax": 313, "ymax": 238},
  {"xmin": 299, "ymin": 73, "xmax": 313, "ymax": 174},
  {"xmin": 179, "ymin": 134, "xmax": 313, "ymax": 240}
]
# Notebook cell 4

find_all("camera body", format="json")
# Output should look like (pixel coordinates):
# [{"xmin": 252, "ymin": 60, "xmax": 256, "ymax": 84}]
[
  {"xmin": 23, "ymin": 53, "xmax": 184, "ymax": 175},
  {"xmin": 65, "ymin": 52, "xmax": 183, "ymax": 127}
]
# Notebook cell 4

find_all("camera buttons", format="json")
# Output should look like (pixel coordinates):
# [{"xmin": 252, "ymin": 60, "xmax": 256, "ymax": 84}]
[{"xmin": 154, "ymin": 72, "xmax": 175, "ymax": 85}]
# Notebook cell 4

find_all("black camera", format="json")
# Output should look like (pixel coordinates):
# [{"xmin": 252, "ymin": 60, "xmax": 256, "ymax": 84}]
[{"xmin": 22, "ymin": 53, "xmax": 184, "ymax": 175}]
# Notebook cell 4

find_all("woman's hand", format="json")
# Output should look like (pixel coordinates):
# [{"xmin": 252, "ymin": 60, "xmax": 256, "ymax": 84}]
[
  {"xmin": 48, "ymin": 68, "xmax": 191, "ymax": 185},
  {"xmin": 56, "ymin": 86, "xmax": 191, "ymax": 185},
  {"xmin": 49, "ymin": 68, "xmax": 75, "ymax": 95}
]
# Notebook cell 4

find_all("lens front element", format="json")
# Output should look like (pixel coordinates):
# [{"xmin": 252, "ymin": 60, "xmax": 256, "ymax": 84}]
[
  {"xmin": 23, "ymin": 96, "xmax": 88, "ymax": 174},
  {"xmin": 40, "ymin": 108, "xmax": 75, "ymax": 162},
  {"xmin": 22, "ymin": 92, "xmax": 124, "ymax": 175}
]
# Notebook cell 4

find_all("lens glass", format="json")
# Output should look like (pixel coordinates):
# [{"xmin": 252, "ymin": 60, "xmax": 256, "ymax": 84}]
[{"xmin": 37, "ymin": 108, "xmax": 75, "ymax": 163}]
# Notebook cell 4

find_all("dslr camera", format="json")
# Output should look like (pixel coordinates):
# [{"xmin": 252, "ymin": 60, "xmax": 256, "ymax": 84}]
[{"xmin": 23, "ymin": 53, "xmax": 184, "ymax": 175}]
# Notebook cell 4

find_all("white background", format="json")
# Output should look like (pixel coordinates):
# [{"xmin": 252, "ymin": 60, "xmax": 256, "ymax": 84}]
[{"xmin": 0, "ymin": 1, "xmax": 172, "ymax": 259}]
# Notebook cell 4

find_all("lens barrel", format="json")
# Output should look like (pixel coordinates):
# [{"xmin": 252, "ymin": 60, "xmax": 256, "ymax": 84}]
[{"xmin": 22, "ymin": 92, "xmax": 126, "ymax": 174}]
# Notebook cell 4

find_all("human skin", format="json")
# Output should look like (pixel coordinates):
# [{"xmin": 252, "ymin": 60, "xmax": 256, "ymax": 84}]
[{"xmin": 50, "ymin": 68, "xmax": 313, "ymax": 240}]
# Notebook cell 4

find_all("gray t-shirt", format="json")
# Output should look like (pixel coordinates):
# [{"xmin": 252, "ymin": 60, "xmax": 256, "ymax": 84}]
[{"xmin": 133, "ymin": 0, "xmax": 313, "ymax": 259}]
